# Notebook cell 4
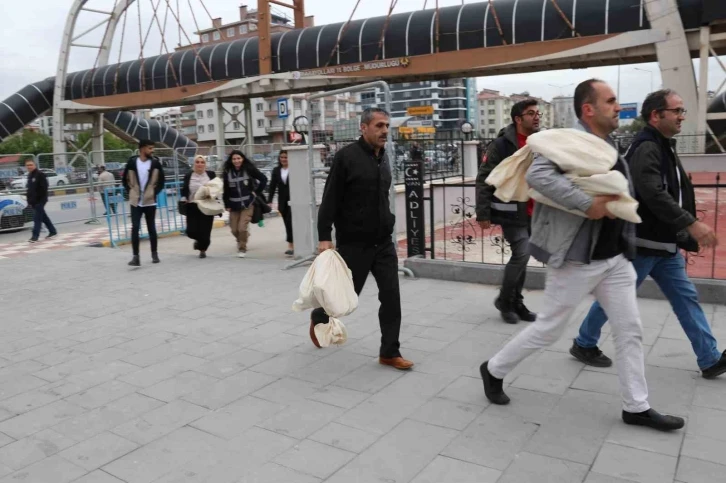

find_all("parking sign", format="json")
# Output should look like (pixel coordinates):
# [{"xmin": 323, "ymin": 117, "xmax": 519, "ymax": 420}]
[{"xmin": 277, "ymin": 98, "xmax": 289, "ymax": 119}]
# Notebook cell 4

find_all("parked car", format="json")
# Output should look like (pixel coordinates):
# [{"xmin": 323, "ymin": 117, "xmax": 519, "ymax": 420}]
[
  {"xmin": 0, "ymin": 193, "xmax": 34, "ymax": 230},
  {"xmin": 10, "ymin": 169, "xmax": 69, "ymax": 189}
]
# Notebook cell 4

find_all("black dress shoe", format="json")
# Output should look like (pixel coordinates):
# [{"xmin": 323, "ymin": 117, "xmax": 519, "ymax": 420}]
[
  {"xmin": 128, "ymin": 256, "xmax": 140, "ymax": 267},
  {"xmin": 622, "ymin": 408, "xmax": 685, "ymax": 431},
  {"xmin": 702, "ymin": 350, "xmax": 726, "ymax": 379},
  {"xmin": 569, "ymin": 339, "xmax": 613, "ymax": 368},
  {"xmin": 480, "ymin": 361, "xmax": 510, "ymax": 405},
  {"xmin": 515, "ymin": 301, "xmax": 537, "ymax": 322},
  {"xmin": 151, "ymin": 252, "xmax": 160, "ymax": 264},
  {"xmin": 199, "ymin": 251, "xmax": 206, "ymax": 259},
  {"xmin": 494, "ymin": 298, "xmax": 518, "ymax": 325}
]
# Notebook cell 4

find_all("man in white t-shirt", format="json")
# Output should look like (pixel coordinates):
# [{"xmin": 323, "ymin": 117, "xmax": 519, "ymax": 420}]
[{"xmin": 122, "ymin": 140, "xmax": 165, "ymax": 266}]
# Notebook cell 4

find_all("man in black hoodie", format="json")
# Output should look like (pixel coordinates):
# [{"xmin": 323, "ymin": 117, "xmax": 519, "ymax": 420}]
[
  {"xmin": 572, "ymin": 89, "xmax": 726, "ymax": 379},
  {"xmin": 25, "ymin": 159, "xmax": 57, "ymax": 243},
  {"xmin": 313, "ymin": 107, "xmax": 413, "ymax": 371}
]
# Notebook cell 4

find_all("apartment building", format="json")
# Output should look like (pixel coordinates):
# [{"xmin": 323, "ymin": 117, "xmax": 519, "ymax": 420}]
[
  {"xmin": 357, "ymin": 78, "xmax": 476, "ymax": 133},
  {"xmin": 552, "ymin": 96, "xmax": 577, "ymax": 128},
  {"xmin": 477, "ymin": 89, "xmax": 554, "ymax": 137},
  {"xmin": 153, "ymin": 108, "xmax": 182, "ymax": 131}
]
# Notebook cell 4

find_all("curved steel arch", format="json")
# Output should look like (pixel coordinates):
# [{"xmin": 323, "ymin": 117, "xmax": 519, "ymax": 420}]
[{"xmin": 53, "ymin": 0, "xmax": 138, "ymax": 154}]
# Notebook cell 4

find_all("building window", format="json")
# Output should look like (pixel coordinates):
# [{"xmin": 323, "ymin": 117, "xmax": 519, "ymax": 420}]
[
  {"xmin": 294, "ymin": 100, "xmax": 302, "ymax": 110},
  {"xmin": 233, "ymin": 121, "xmax": 241, "ymax": 130},
  {"xmin": 232, "ymin": 106, "xmax": 239, "ymax": 114},
  {"xmin": 488, "ymin": 100, "xmax": 495, "ymax": 105},
  {"xmin": 256, "ymin": 103, "xmax": 263, "ymax": 112},
  {"xmin": 227, "ymin": 27, "xmax": 235, "ymax": 38},
  {"xmin": 198, "ymin": 125, "xmax": 205, "ymax": 133},
  {"xmin": 489, "ymin": 119, "xmax": 495, "ymax": 125},
  {"xmin": 480, "ymin": 110, "xmax": 485, "ymax": 116},
  {"xmin": 268, "ymin": 103, "xmax": 274, "ymax": 111},
  {"xmin": 208, "ymin": 124, "xmax": 215, "ymax": 133},
  {"xmin": 488, "ymin": 109, "xmax": 495, "ymax": 115},
  {"xmin": 239, "ymin": 24, "xmax": 248, "ymax": 34},
  {"xmin": 206, "ymin": 109, "xmax": 213, "ymax": 118},
  {"xmin": 257, "ymin": 119, "xmax": 264, "ymax": 128},
  {"xmin": 201, "ymin": 33, "xmax": 209, "ymax": 43},
  {"xmin": 489, "ymin": 128, "xmax": 496, "ymax": 134},
  {"xmin": 403, "ymin": 91, "xmax": 412, "ymax": 98},
  {"xmin": 213, "ymin": 31, "xmax": 221, "ymax": 41},
  {"xmin": 196, "ymin": 110, "xmax": 203, "ymax": 118}
]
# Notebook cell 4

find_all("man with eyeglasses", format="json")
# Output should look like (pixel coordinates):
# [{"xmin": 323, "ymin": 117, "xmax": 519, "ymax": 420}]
[
  {"xmin": 570, "ymin": 89, "xmax": 726, "ymax": 379},
  {"xmin": 476, "ymin": 99, "xmax": 540, "ymax": 324}
]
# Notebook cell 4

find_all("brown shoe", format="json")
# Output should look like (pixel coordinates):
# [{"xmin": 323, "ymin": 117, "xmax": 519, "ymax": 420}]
[
  {"xmin": 379, "ymin": 356, "xmax": 414, "ymax": 370},
  {"xmin": 309, "ymin": 320, "xmax": 321, "ymax": 349}
]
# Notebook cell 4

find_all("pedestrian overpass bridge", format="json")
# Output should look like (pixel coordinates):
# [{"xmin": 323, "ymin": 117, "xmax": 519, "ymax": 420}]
[{"xmin": 1, "ymin": 0, "xmax": 725, "ymax": 155}]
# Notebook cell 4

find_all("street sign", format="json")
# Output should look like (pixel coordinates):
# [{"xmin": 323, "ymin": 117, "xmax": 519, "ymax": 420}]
[
  {"xmin": 277, "ymin": 98, "xmax": 289, "ymax": 119},
  {"xmin": 404, "ymin": 160, "xmax": 425, "ymax": 257},
  {"xmin": 620, "ymin": 103, "xmax": 638, "ymax": 120},
  {"xmin": 406, "ymin": 106, "xmax": 434, "ymax": 116}
]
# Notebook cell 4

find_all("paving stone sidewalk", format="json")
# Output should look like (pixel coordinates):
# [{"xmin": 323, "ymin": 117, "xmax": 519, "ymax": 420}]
[{"xmin": 0, "ymin": 233, "xmax": 725, "ymax": 482}]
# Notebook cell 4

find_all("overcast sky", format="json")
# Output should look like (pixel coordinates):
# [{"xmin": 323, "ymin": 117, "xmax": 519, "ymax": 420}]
[{"xmin": 0, "ymin": 0, "xmax": 723, "ymax": 108}]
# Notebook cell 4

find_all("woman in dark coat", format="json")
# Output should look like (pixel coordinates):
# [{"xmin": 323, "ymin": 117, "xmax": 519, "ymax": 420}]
[
  {"xmin": 181, "ymin": 155, "xmax": 216, "ymax": 259},
  {"xmin": 222, "ymin": 149, "xmax": 268, "ymax": 258},
  {"xmin": 267, "ymin": 150, "xmax": 293, "ymax": 256}
]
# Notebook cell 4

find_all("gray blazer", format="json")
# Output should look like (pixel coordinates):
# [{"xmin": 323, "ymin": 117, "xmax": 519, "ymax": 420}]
[{"xmin": 526, "ymin": 121, "xmax": 636, "ymax": 268}]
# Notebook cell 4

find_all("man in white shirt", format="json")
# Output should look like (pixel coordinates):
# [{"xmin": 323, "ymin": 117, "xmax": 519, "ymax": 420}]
[{"xmin": 122, "ymin": 140, "xmax": 165, "ymax": 266}]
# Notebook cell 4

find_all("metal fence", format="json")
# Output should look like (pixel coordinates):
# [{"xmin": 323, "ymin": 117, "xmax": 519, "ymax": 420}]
[
  {"xmin": 103, "ymin": 181, "xmax": 185, "ymax": 247},
  {"xmin": 685, "ymin": 173, "xmax": 725, "ymax": 279}
]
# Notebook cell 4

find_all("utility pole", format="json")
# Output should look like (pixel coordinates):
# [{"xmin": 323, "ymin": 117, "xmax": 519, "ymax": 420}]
[{"xmin": 258, "ymin": 0, "xmax": 306, "ymax": 75}]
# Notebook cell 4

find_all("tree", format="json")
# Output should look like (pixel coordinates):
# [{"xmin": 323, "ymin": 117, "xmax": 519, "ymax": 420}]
[
  {"xmin": 617, "ymin": 116, "xmax": 646, "ymax": 134},
  {"xmin": 75, "ymin": 131, "xmax": 136, "ymax": 153},
  {"xmin": 0, "ymin": 130, "xmax": 53, "ymax": 155}
]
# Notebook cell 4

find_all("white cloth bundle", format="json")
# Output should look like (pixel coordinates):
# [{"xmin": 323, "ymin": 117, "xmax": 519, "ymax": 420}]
[
  {"xmin": 485, "ymin": 128, "xmax": 641, "ymax": 223},
  {"xmin": 193, "ymin": 177, "xmax": 225, "ymax": 216},
  {"xmin": 292, "ymin": 249, "xmax": 358, "ymax": 347}
]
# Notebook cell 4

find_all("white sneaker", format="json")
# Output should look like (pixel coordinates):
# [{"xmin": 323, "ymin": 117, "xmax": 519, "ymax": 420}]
[{"xmin": 237, "ymin": 251, "xmax": 246, "ymax": 258}]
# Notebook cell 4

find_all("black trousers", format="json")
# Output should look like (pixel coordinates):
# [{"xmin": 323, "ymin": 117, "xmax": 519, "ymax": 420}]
[
  {"xmin": 281, "ymin": 206, "xmax": 293, "ymax": 243},
  {"xmin": 311, "ymin": 238, "xmax": 402, "ymax": 358},
  {"xmin": 500, "ymin": 224, "xmax": 531, "ymax": 303},
  {"xmin": 131, "ymin": 205, "xmax": 157, "ymax": 256},
  {"xmin": 185, "ymin": 204, "xmax": 214, "ymax": 251}
]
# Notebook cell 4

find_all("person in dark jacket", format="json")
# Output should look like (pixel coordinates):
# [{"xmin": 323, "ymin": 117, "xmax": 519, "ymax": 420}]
[
  {"xmin": 122, "ymin": 139, "xmax": 166, "ymax": 266},
  {"xmin": 267, "ymin": 150, "xmax": 293, "ymax": 255},
  {"xmin": 572, "ymin": 89, "xmax": 725, "ymax": 378},
  {"xmin": 25, "ymin": 159, "xmax": 57, "ymax": 243},
  {"xmin": 314, "ymin": 107, "xmax": 413, "ymax": 371},
  {"xmin": 222, "ymin": 150, "xmax": 267, "ymax": 258},
  {"xmin": 475, "ymin": 99, "xmax": 540, "ymax": 324},
  {"xmin": 181, "ymin": 155, "xmax": 216, "ymax": 259}
]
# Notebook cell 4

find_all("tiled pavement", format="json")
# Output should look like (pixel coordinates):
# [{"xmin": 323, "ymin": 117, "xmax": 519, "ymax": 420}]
[
  {"xmin": 0, "ymin": 229, "xmax": 110, "ymax": 259},
  {"xmin": 1, "ymin": 237, "xmax": 726, "ymax": 482}
]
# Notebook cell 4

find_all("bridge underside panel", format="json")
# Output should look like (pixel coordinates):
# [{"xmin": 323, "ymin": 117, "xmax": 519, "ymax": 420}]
[{"xmin": 405, "ymin": 11, "xmax": 434, "ymax": 57}]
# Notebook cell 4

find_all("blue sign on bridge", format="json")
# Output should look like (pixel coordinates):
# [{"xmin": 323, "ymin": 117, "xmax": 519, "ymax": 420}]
[{"xmin": 620, "ymin": 103, "xmax": 638, "ymax": 120}]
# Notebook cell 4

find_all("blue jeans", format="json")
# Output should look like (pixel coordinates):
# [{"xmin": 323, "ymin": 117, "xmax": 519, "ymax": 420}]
[
  {"xmin": 31, "ymin": 203, "xmax": 56, "ymax": 240},
  {"xmin": 575, "ymin": 253, "xmax": 721, "ymax": 370}
]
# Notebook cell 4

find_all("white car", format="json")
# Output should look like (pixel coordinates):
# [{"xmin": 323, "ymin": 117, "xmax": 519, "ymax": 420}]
[
  {"xmin": 0, "ymin": 193, "xmax": 33, "ymax": 230},
  {"xmin": 10, "ymin": 169, "xmax": 69, "ymax": 190}
]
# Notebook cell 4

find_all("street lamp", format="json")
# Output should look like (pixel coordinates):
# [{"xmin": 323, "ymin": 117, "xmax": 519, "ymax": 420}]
[
  {"xmin": 634, "ymin": 68, "xmax": 655, "ymax": 92},
  {"xmin": 460, "ymin": 120, "xmax": 473, "ymax": 139},
  {"xmin": 292, "ymin": 115, "xmax": 309, "ymax": 145}
]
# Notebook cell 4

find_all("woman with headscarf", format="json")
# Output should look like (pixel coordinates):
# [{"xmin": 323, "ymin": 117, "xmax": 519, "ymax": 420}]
[
  {"xmin": 267, "ymin": 150, "xmax": 293, "ymax": 255},
  {"xmin": 222, "ymin": 150, "xmax": 267, "ymax": 258},
  {"xmin": 181, "ymin": 155, "xmax": 216, "ymax": 258}
]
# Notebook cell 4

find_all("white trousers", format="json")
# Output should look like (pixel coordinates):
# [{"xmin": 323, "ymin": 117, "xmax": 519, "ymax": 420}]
[{"xmin": 488, "ymin": 255, "xmax": 650, "ymax": 413}]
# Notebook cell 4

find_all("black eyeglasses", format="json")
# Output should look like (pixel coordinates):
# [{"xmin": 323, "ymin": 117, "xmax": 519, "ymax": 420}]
[
  {"xmin": 523, "ymin": 110, "xmax": 542, "ymax": 118},
  {"xmin": 660, "ymin": 108, "xmax": 687, "ymax": 116}
]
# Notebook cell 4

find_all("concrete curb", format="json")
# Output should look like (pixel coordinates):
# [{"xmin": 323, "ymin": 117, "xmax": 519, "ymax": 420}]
[
  {"xmin": 49, "ymin": 187, "xmax": 90, "ymax": 197},
  {"xmin": 89, "ymin": 212, "xmax": 280, "ymax": 248},
  {"xmin": 403, "ymin": 257, "xmax": 726, "ymax": 305}
]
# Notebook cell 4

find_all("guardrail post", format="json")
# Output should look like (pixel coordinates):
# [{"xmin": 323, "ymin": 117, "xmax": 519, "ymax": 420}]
[
  {"xmin": 462, "ymin": 140, "xmax": 480, "ymax": 178},
  {"xmin": 287, "ymin": 144, "xmax": 324, "ymax": 265}
]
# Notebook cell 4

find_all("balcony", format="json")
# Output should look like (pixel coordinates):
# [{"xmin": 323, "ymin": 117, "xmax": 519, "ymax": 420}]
[
  {"xmin": 264, "ymin": 110, "xmax": 279, "ymax": 117},
  {"xmin": 181, "ymin": 118, "xmax": 196, "ymax": 127}
]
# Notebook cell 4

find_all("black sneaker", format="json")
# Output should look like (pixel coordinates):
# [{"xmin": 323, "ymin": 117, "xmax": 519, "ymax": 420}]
[
  {"xmin": 515, "ymin": 301, "xmax": 537, "ymax": 322},
  {"xmin": 46, "ymin": 232, "xmax": 58, "ymax": 240},
  {"xmin": 569, "ymin": 339, "xmax": 613, "ymax": 368},
  {"xmin": 622, "ymin": 408, "xmax": 685, "ymax": 431},
  {"xmin": 28, "ymin": 238, "xmax": 38, "ymax": 243},
  {"xmin": 702, "ymin": 350, "xmax": 726, "ymax": 379},
  {"xmin": 151, "ymin": 252, "xmax": 160, "ymax": 264},
  {"xmin": 199, "ymin": 251, "xmax": 206, "ymax": 259},
  {"xmin": 494, "ymin": 297, "xmax": 519, "ymax": 324},
  {"xmin": 128, "ymin": 256, "xmax": 140, "ymax": 267},
  {"xmin": 480, "ymin": 361, "xmax": 510, "ymax": 405}
]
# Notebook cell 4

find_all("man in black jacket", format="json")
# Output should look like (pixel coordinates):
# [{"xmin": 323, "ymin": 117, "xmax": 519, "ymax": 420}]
[
  {"xmin": 122, "ymin": 140, "xmax": 165, "ymax": 266},
  {"xmin": 313, "ymin": 107, "xmax": 413, "ymax": 370},
  {"xmin": 25, "ymin": 159, "xmax": 57, "ymax": 243},
  {"xmin": 572, "ymin": 89, "xmax": 726, "ymax": 379},
  {"xmin": 475, "ymin": 99, "xmax": 540, "ymax": 324}
]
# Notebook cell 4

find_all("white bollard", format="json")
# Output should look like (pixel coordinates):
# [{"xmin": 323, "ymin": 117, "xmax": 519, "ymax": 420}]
[
  {"xmin": 287, "ymin": 144, "xmax": 325, "ymax": 260},
  {"xmin": 463, "ymin": 140, "xmax": 480, "ymax": 178}
]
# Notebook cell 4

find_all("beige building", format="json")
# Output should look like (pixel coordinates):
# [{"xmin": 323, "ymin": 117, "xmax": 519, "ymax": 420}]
[
  {"xmin": 477, "ymin": 89, "xmax": 553, "ymax": 138},
  {"xmin": 552, "ymin": 96, "xmax": 577, "ymax": 128}
]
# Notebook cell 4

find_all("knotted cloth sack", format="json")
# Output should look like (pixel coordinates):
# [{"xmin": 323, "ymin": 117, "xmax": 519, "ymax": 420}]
[
  {"xmin": 292, "ymin": 249, "xmax": 358, "ymax": 347},
  {"xmin": 485, "ymin": 128, "xmax": 641, "ymax": 223},
  {"xmin": 193, "ymin": 177, "xmax": 225, "ymax": 216}
]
